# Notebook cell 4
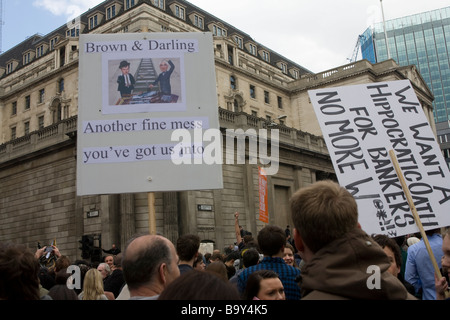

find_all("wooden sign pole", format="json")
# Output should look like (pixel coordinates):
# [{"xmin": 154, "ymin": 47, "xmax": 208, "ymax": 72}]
[
  {"xmin": 389, "ymin": 150, "xmax": 443, "ymax": 279},
  {"xmin": 148, "ymin": 192, "xmax": 156, "ymax": 235}
]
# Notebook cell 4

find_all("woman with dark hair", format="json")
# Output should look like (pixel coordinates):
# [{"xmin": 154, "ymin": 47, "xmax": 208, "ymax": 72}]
[{"xmin": 243, "ymin": 270, "xmax": 285, "ymax": 300}]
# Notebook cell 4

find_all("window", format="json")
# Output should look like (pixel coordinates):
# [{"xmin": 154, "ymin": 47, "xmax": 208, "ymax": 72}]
[
  {"xmin": 280, "ymin": 63, "xmax": 287, "ymax": 74},
  {"xmin": 36, "ymin": 45, "xmax": 44, "ymax": 58},
  {"xmin": 251, "ymin": 110, "xmax": 258, "ymax": 117},
  {"xmin": 230, "ymin": 76, "xmax": 236, "ymax": 90},
  {"xmin": 194, "ymin": 15, "xmax": 204, "ymax": 29},
  {"xmin": 39, "ymin": 89, "xmax": 45, "ymax": 104},
  {"xmin": 24, "ymin": 121, "xmax": 30, "ymax": 136},
  {"xmin": 58, "ymin": 78, "xmax": 65, "ymax": 93},
  {"xmin": 264, "ymin": 91, "xmax": 270, "ymax": 104},
  {"xmin": 38, "ymin": 116, "xmax": 45, "ymax": 130},
  {"xmin": 249, "ymin": 44, "xmax": 257, "ymax": 56},
  {"xmin": 107, "ymin": 5, "xmax": 116, "ymax": 19},
  {"xmin": 66, "ymin": 27, "xmax": 79, "ymax": 37},
  {"xmin": 250, "ymin": 85, "xmax": 256, "ymax": 99},
  {"xmin": 154, "ymin": 0, "xmax": 164, "ymax": 9},
  {"xmin": 213, "ymin": 25, "xmax": 227, "ymax": 37},
  {"xmin": 11, "ymin": 127, "xmax": 16, "ymax": 140},
  {"xmin": 235, "ymin": 36, "xmax": 243, "ymax": 49},
  {"xmin": 23, "ymin": 52, "xmax": 31, "ymax": 65},
  {"xmin": 228, "ymin": 46, "xmax": 234, "ymax": 65},
  {"xmin": 262, "ymin": 51, "xmax": 270, "ymax": 62},
  {"xmin": 25, "ymin": 96, "xmax": 31, "ymax": 110},
  {"xmin": 11, "ymin": 102, "xmax": 17, "ymax": 115},
  {"xmin": 175, "ymin": 5, "xmax": 185, "ymax": 19},
  {"xmin": 292, "ymin": 69, "xmax": 300, "ymax": 79},
  {"xmin": 277, "ymin": 96, "xmax": 283, "ymax": 109},
  {"xmin": 50, "ymin": 37, "xmax": 58, "ymax": 50},
  {"xmin": 7, "ymin": 62, "xmax": 13, "ymax": 74},
  {"xmin": 89, "ymin": 15, "xmax": 98, "ymax": 29},
  {"xmin": 125, "ymin": 0, "xmax": 135, "ymax": 9}
]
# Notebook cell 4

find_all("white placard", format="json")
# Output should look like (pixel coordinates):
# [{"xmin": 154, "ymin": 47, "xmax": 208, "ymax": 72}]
[
  {"xmin": 77, "ymin": 32, "xmax": 223, "ymax": 195},
  {"xmin": 309, "ymin": 80, "xmax": 450, "ymax": 237}
]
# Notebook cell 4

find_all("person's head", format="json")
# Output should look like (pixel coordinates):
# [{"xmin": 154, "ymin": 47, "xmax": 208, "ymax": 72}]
[
  {"xmin": 243, "ymin": 270, "xmax": 285, "ymax": 300},
  {"xmin": 243, "ymin": 234, "xmax": 253, "ymax": 244},
  {"xmin": 97, "ymin": 262, "xmax": 111, "ymax": 279},
  {"xmin": 210, "ymin": 252, "xmax": 223, "ymax": 262},
  {"xmin": 159, "ymin": 60, "xmax": 169, "ymax": 72},
  {"xmin": 48, "ymin": 284, "xmax": 78, "ymax": 300},
  {"xmin": 283, "ymin": 243, "xmax": 296, "ymax": 267},
  {"xmin": 442, "ymin": 228, "xmax": 450, "ymax": 275},
  {"xmin": 81, "ymin": 268, "xmax": 105, "ymax": 300},
  {"xmin": 113, "ymin": 253, "xmax": 122, "ymax": 269},
  {"xmin": 176, "ymin": 234, "xmax": 200, "ymax": 262},
  {"xmin": 104, "ymin": 255, "xmax": 114, "ymax": 268},
  {"xmin": 0, "ymin": 243, "xmax": 40, "ymax": 300},
  {"xmin": 205, "ymin": 261, "xmax": 228, "ymax": 282},
  {"xmin": 122, "ymin": 234, "xmax": 180, "ymax": 295},
  {"xmin": 193, "ymin": 252, "xmax": 205, "ymax": 271},
  {"xmin": 119, "ymin": 60, "xmax": 130, "ymax": 74},
  {"xmin": 257, "ymin": 225, "xmax": 286, "ymax": 257},
  {"xmin": 158, "ymin": 270, "xmax": 240, "ymax": 300},
  {"xmin": 372, "ymin": 234, "xmax": 402, "ymax": 277},
  {"xmin": 242, "ymin": 248, "xmax": 260, "ymax": 268},
  {"xmin": 290, "ymin": 180, "xmax": 359, "ymax": 260},
  {"xmin": 54, "ymin": 255, "xmax": 70, "ymax": 273}
]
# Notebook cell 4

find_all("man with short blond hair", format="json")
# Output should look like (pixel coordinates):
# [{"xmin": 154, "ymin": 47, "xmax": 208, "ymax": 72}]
[{"xmin": 290, "ymin": 180, "xmax": 416, "ymax": 300}]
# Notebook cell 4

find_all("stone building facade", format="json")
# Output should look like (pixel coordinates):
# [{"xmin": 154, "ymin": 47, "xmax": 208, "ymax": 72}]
[{"xmin": 0, "ymin": 0, "xmax": 434, "ymax": 262}]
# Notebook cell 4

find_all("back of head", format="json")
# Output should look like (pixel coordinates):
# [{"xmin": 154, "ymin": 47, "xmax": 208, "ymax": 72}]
[
  {"xmin": 112, "ymin": 253, "xmax": 123, "ymax": 269},
  {"xmin": 0, "ymin": 242, "xmax": 40, "ymax": 300},
  {"xmin": 158, "ymin": 270, "xmax": 240, "ymax": 300},
  {"xmin": 54, "ymin": 255, "xmax": 71, "ymax": 272},
  {"xmin": 242, "ymin": 248, "xmax": 260, "ymax": 268},
  {"xmin": 48, "ymin": 284, "xmax": 78, "ymax": 300},
  {"xmin": 407, "ymin": 237, "xmax": 420, "ymax": 247},
  {"xmin": 205, "ymin": 261, "xmax": 228, "ymax": 282},
  {"xmin": 82, "ymin": 268, "xmax": 105, "ymax": 300},
  {"xmin": 176, "ymin": 234, "xmax": 200, "ymax": 261},
  {"xmin": 290, "ymin": 180, "xmax": 358, "ymax": 253},
  {"xmin": 257, "ymin": 225, "xmax": 286, "ymax": 256},
  {"xmin": 122, "ymin": 235, "xmax": 172, "ymax": 291}
]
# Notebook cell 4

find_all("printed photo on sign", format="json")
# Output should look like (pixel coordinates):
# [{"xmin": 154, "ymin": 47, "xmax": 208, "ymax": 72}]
[{"xmin": 103, "ymin": 54, "xmax": 185, "ymax": 114}]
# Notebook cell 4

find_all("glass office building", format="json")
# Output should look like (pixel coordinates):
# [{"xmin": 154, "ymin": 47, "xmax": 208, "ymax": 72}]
[{"xmin": 360, "ymin": 7, "xmax": 450, "ymax": 168}]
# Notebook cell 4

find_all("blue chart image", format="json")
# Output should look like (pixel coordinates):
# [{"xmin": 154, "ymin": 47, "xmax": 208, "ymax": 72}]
[{"xmin": 104, "ymin": 56, "xmax": 185, "ymax": 114}]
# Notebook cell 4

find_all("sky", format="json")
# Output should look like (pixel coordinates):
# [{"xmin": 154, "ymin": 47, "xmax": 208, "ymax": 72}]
[{"xmin": 2, "ymin": 0, "xmax": 449, "ymax": 73}]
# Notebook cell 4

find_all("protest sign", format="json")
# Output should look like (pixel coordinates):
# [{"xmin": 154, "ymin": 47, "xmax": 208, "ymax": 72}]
[
  {"xmin": 308, "ymin": 80, "xmax": 450, "ymax": 237},
  {"xmin": 77, "ymin": 32, "xmax": 223, "ymax": 195}
]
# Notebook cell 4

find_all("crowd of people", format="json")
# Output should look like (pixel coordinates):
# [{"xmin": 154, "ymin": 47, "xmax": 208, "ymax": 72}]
[{"xmin": 1, "ymin": 180, "xmax": 449, "ymax": 301}]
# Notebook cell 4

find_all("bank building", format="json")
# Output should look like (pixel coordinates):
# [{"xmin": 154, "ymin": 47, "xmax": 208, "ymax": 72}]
[{"xmin": 0, "ymin": 0, "xmax": 435, "ymax": 261}]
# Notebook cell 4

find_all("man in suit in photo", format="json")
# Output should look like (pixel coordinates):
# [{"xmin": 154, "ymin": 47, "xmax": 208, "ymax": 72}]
[{"xmin": 117, "ymin": 60, "xmax": 136, "ymax": 97}]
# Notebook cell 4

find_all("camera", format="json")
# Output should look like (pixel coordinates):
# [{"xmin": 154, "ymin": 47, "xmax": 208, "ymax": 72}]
[{"xmin": 44, "ymin": 246, "xmax": 53, "ymax": 259}]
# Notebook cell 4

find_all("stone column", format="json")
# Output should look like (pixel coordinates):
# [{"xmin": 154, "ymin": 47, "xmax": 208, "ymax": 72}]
[
  {"xmin": 163, "ymin": 192, "xmax": 179, "ymax": 244},
  {"xmin": 120, "ymin": 193, "xmax": 136, "ymax": 249}
]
